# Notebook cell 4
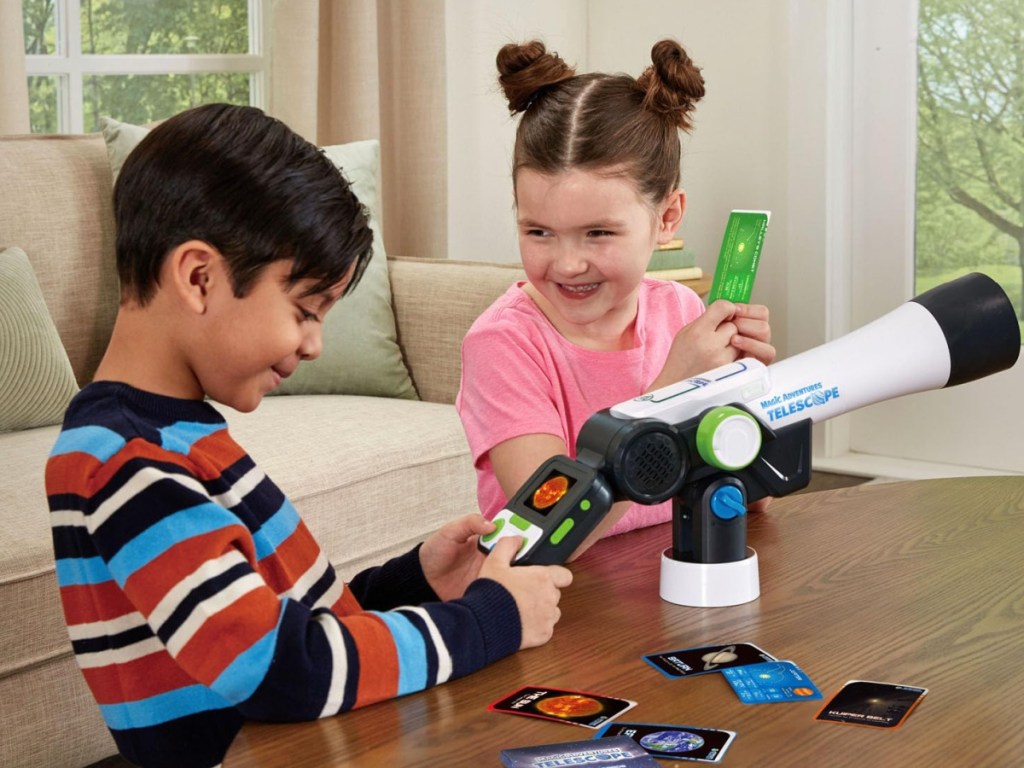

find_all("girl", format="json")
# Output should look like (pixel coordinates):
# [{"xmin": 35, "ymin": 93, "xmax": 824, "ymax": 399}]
[{"xmin": 457, "ymin": 39, "xmax": 775, "ymax": 558}]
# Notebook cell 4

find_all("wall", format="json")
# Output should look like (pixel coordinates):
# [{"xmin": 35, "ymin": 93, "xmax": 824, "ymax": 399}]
[{"xmin": 445, "ymin": 1, "xmax": 588, "ymax": 266}]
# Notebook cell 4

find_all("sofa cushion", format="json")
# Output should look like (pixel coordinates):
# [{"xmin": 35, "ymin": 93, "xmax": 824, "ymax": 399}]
[
  {"xmin": 99, "ymin": 118, "xmax": 417, "ymax": 400},
  {"xmin": 275, "ymin": 142, "xmax": 417, "ymax": 400},
  {"xmin": 389, "ymin": 257, "xmax": 526, "ymax": 403},
  {"xmin": 221, "ymin": 395, "xmax": 477, "ymax": 578},
  {"xmin": 0, "ymin": 247, "xmax": 79, "ymax": 431},
  {"xmin": 0, "ymin": 134, "xmax": 120, "ymax": 386},
  {"xmin": 99, "ymin": 115, "xmax": 150, "ymax": 178},
  {"xmin": 0, "ymin": 395, "xmax": 475, "ymax": 695}
]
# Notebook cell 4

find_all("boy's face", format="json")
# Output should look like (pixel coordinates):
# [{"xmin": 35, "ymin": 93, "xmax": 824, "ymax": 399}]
[
  {"xmin": 195, "ymin": 259, "xmax": 346, "ymax": 412},
  {"xmin": 515, "ymin": 168, "xmax": 678, "ymax": 346}
]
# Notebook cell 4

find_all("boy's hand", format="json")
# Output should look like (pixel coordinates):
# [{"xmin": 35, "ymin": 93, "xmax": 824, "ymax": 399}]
[
  {"xmin": 420, "ymin": 514, "xmax": 495, "ymax": 601},
  {"xmin": 650, "ymin": 301, "xmax": 775, "ymax": 392},
  {"xmin": 478, "ymin": 536, "xmax": 573, "ymax": 649}
]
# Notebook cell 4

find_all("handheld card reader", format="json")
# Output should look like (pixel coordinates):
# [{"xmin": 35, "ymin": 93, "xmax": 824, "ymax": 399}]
[{"xmin": 478, "ymin": 456, "xmax": 614, "ymax": 565}]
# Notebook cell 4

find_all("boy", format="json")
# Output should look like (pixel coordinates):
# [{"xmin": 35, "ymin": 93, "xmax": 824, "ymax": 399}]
[{"xmin": 45, "ymin": 104, "xmax": 571, "ymax": 768}]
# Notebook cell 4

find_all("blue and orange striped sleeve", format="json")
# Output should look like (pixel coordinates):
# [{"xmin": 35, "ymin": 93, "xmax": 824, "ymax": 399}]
[{"xmin": 49, "ymin": 423, "xmax": 521, "ymax": 728}]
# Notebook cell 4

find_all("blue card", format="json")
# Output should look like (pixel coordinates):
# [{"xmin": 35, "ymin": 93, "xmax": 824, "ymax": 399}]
[{"xmin": 721, "ymin": 660, "xmax": 822, "ymax": 704}]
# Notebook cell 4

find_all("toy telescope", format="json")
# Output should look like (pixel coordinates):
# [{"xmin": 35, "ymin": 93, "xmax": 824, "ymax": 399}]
[{"xmin": 479, "ymin": 272, "xmax": 1021, "ymax": 606}]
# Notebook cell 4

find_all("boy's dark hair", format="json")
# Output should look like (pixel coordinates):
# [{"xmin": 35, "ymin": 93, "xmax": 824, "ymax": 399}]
[
  {"xmin": 497, "ymin": 39, "xmax": 705, "ymax": 206},
  {"xmin": 114, "ymin": 103, "xmax": 373, "ymax": 305}
]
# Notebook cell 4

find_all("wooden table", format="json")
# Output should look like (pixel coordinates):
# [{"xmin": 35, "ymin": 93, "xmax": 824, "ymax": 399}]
[{"xmin": 226, "ymin": 477, "xmax": 1024, "ymax": 767}]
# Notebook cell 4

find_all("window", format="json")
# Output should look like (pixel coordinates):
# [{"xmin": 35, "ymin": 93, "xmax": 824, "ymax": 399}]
[
  {"xmin": 23, "ymin": 0, "xmax": 268, "ymax": 134},
  {"xmin": 838, "ymin": 0, "xmax": 1023, "ymax": 475},
  {"xmin": 915, "ymin": 0, "xmax": 1024, "ymax": 339}
]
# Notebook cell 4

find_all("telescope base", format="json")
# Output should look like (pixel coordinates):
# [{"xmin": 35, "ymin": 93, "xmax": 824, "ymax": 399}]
[{"xmin": 659, "ymin": 547, "xmax": 760, "ymax": 607}]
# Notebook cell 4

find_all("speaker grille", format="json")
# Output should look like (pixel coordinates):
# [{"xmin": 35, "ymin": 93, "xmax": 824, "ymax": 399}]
[{"xmin": 622, "ymin": 432, "xmax": 684, "ymax": 500}]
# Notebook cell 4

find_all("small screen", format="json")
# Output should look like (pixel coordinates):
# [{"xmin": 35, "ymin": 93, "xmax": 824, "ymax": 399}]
[{"xmin": 524, "ymin": 471, "xmax": 576, "ymax": 516}]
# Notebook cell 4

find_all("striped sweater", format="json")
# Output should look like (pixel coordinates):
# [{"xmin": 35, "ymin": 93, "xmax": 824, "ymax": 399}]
[{"xmin": 46, "ymin": 382, "xmax": 520, "ymax": 768}]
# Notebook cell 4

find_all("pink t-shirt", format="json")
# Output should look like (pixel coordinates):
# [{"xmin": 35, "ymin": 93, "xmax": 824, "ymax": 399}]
[{"xmin": 456, "ymin": 279, "xmax": 705, "ymax": 537}]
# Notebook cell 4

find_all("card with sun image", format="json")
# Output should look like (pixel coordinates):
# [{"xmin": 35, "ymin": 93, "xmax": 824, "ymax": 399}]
[
  {"xmin": 489, "ymin": 686, "xmax": 637, "ymax": 729},
  {"xmin": 815, "ymin": 680, "xmax": 928, "ymax": 729},
  {"xmin": 643, "ymin": 643, "xmax": 776, "ymax": 679}
]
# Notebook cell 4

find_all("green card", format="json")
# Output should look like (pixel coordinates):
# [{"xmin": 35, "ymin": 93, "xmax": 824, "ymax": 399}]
[{"xmin": 707, "ymin": 210, "xmax": 770, "ymax": 303}]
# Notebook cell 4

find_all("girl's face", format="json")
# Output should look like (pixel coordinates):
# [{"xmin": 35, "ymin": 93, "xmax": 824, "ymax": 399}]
[{"xmin": 515, "ymin": 168, "xmax": 683, "ymax": 349}]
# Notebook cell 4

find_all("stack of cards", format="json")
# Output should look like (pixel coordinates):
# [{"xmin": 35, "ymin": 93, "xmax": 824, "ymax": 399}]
[{"xmin": 500, "ymin": 735, "xmax": 659, "ymax": 768}]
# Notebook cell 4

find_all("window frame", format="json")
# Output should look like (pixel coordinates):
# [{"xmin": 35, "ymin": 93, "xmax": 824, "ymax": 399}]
[{"xmin": 23, "ymin": 0, "xmax": 270, "ymax": 133}]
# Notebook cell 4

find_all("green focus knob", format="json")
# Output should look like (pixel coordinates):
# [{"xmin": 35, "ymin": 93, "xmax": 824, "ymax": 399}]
[{"xmin": 696, "ymin": 406, "xmax": 762, "ymax": 471}]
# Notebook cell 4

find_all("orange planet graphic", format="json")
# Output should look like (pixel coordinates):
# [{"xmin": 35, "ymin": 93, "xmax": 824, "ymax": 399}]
[
  {"xmin": 532, "ymin": 475, "xmax": 570, "ymax": 509},
  {"xmin": 535, "ymin": 694, "xmax": 604, "ymax": 719},
  {"xmin": 792, "ymin": 687, "xmax": 816, "ymax": 697}
]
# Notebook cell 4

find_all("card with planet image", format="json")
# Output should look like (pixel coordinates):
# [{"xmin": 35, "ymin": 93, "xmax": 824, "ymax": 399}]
[
  {"xmin": 814, "ymin": 680, "xmax": 928, "ymax": 729},
  {"xmin": 722, "ymin": 660, "xmax": 822, "ymax": 704},
  {"xmin": 594, "ymin": 722, "xmax": 736, "ymax": 763},
  {"xmin": 489, "ymin": 686, "xmax": 637, "ymax": 729},
  {"xmin": 643, "ymin": 643, "xmax": 776, "ymax": 679}
]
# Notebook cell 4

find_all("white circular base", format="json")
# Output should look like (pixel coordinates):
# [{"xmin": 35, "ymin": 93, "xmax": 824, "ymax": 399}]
[{"xmin": 659, "ymin": 547, "xmax": 760, "ymax": 607}]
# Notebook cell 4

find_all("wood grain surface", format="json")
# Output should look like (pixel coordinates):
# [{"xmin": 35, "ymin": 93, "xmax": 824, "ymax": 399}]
[{"xmin": 225, "ymin": 477, "xmax": 1024, "ymax": 767}]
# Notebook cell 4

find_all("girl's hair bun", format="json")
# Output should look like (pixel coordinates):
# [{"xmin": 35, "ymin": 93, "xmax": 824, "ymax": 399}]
[
  {"xmin": 637, "ymin": 39, "xmax": 705, "ymax": 132},
  {"xmin": 496, "ymin": 40, "xmax": 576, "ymax": 114}
]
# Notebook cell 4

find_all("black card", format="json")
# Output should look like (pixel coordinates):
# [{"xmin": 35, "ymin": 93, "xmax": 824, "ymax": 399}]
[
  {"xmin": 595, "ymin": 722, "xmax": 736, "ymax": 763},
  {"xmin": 815, "ymin": 680, "xmax": 928, "ymax": 729},
  {"xmin": 643, "ymin": 643, "xmax": 775, "ymax": 679}
]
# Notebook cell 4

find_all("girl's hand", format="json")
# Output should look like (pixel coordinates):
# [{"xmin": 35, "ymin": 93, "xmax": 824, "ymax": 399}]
[
  {"xmin": 649, "ymin": 300, "xmax": 775, "ymax": 392},
  {"xmin": 727, "ymin": 301, "xmax": 774, "ymax": 365},
  {"xmin": 419, "ymin": 514, "xmax": 495, "ymax": 601}
]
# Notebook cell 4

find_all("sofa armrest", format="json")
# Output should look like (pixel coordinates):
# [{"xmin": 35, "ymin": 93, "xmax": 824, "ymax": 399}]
[{"xmin": 388, "ymin": 256, "xmax": 524, "ymax": 404}]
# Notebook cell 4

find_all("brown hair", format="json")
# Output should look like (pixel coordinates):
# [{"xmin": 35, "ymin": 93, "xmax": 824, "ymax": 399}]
[{"xmin": 497, "ymin": 39, "xmax": 705, "ymax": 206}]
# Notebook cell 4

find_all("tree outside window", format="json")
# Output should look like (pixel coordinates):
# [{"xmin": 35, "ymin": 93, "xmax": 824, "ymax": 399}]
[
  {"xmin": 23, "ymin": 0, "xmax": 264, "ymax": 134},
  {"xmin": 916, "ymin": 0, "xmax": 1024, "ymax": 336}
]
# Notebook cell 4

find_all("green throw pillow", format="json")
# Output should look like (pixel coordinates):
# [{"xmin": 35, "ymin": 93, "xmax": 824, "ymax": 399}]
[
  {"xmin": 0, "ymin": 247, "xmax": 79, "ymax": 431},
  {"xmin": 99, "ymin": 117, "xmax": 417, "ymax": 400}
]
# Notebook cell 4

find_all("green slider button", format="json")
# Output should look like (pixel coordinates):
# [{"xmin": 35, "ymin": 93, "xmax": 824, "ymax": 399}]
[
  {"xmin": 510, "ymin": 514, "xmax": 532, "ymax": 531},
  {"xmin": 550, "ymin": 518, "xmax": 575, "ymax": 545}
]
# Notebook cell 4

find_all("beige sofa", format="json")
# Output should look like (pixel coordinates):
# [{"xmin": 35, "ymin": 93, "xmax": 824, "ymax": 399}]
[{"xmin": 0, "ymin": 133, "xmax": 524, "ymax": 767}]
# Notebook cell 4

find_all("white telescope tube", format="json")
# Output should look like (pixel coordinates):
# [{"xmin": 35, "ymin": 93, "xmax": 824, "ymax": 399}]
[{"xmin": 614, "ymin": 272, "xmax": 1020, "ymax": 428}]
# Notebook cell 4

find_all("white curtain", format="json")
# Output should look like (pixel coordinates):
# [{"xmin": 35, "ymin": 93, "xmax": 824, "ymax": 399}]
[
  {"xmin": 0, "ymin": 0, "xmax": 30, "ymax": 135},
  {"xmin": 270, "ymin": 0, "xmax": 449, "ymax": 260}
]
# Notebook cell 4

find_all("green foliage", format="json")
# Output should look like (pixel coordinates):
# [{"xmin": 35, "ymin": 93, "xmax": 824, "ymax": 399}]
[
  {"xmin": 81, "ymin": 73, "xmax": 250, "ymax": 131},
  {"xmin": 916, "ymin": 0, "xmax": 1024, "ymax": 320},
  {"xmin": 22, "ymin": 0, "xmax": 251, "ymax": 133},
  {"xmin": 23, "ymin": 0, "xmax": 56, "ymax": 54},
  {"xmin": 79, "ymin": 0, "xmax": 248, "ymax": 55},
  {"xmin": 27, "ymin": 76, "xmax": 59, "ymax": 134}
]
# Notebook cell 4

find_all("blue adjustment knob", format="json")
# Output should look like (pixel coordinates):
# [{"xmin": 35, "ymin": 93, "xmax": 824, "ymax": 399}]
[{"xmin": 710, "ymin": 485, "xmax": 746, "ymax": 520}]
